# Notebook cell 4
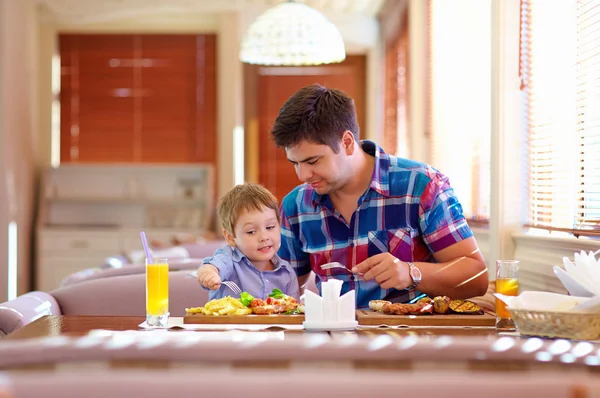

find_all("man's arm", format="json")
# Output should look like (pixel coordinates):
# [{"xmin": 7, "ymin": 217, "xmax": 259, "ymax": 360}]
[
  {"xmin": 413, "ymin": 237, "xmax": 488, "ymax": 298},
  {"xmin": 354, "ymin": 237, "xmax": 488, "ymax": 299}
]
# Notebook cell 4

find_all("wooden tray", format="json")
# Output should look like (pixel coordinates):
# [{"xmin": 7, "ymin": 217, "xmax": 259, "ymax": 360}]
[
  {"xmin": 184, "ymin": 314, "xmax": 305, "ymax": 325},
  {"xmin": 356, "ymin": 310, "xmax": 495, "ymax": 327}
]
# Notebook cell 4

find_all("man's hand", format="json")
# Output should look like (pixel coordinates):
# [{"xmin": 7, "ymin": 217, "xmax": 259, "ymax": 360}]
[
  {"xmin": 352, "ymin": 253, "xmax": 412, "ymax": 290},
  {"xmin": 197, "ymin": 264, "xmax": 221, "ymax": 290}
]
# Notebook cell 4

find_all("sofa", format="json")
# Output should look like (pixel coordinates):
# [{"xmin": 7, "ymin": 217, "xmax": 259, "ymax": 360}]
[
  {"xmin": 0, "ymin": 270, "xmax": 208, "ymax": 336},
  {"xmin": 59, "ymin": 240, "xmax": 226, "ymax": 287}
]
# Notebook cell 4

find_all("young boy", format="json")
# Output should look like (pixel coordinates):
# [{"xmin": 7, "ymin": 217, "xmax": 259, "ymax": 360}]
[{"xmin": 196, "ymin": 183, "xmax": 299, "ymax": 300}]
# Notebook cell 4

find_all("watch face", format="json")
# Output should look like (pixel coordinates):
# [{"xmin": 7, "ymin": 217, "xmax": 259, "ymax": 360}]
[{"xmin": 411, "ymin": 266, "xmax": 422, "ymax": 282}]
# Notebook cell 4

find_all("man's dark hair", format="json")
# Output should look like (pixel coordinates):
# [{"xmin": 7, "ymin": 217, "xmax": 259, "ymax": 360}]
[{"xmin": 270, "ymin": 84, "xmax": 359, "ymax": 153}]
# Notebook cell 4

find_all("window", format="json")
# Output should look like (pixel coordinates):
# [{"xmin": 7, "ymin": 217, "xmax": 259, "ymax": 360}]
[
  {"xmin": 382, "ymin": 9, "xmax": 410, "ymax": 158},
  {"xmin": 58, "ymin": 34, "xmax": 217, "ymax": 165},
  {"xmin": 521, "ymin": 0, "xmax": 600, "ymax": 235},
  {"xmin": 428, "ymin": 0, "xmax": 492, "ymax": 222}
]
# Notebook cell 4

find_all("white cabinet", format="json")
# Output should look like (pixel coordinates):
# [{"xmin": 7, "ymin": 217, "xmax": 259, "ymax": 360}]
[
  {"xmin": 40, "ymin": 230, "xmax": 122, "ymax": 254},
  {"xmin": 36, "ymin": 164, "xmax": 214, "ymax": 291}
]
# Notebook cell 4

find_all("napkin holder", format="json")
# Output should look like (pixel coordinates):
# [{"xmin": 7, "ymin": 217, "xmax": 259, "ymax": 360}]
[{"xmin": 302, "ymin": 279, "xmax": 358, "ymax": 331}]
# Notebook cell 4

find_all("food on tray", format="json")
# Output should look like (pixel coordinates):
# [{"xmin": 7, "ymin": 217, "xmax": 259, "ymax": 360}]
[
  {"xmin": 369, "ymin": 300, "xmax": 391, "ymax": 312},
  {"xmin": 433, "ymin": 296, "xmax": 451, "ymax": 314},
  {"xmin": 382, "ymin": 301, "xmax": 433, "ymax": 315},
  {"xmin": 448, "ymin": 299, "xmax": 483, "ymax": 315},
  {"xmin": 186, "ymin": 288, "xmax": 303, "ymax": 316},
  {"xmin": 368, "ymin": 296, "xmax": 485, "ymax": 316},
  {"xmin": 185, "ymin": 296, "xmax": 252, "ymax": 316}
]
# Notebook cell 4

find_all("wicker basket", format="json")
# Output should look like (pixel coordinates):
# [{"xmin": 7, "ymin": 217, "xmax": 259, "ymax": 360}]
[{"xmin": 508, "ymin": 308, "xmax": 600, "ymax": 340}]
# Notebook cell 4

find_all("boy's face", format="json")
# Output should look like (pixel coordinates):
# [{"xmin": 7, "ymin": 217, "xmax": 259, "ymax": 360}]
[{"xmin": 224, "ymin": 206, "xmax": 281, "ymax": 265}]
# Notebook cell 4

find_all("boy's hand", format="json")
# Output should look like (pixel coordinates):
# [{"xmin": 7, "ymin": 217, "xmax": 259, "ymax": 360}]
[{"xmin": 197, "ymin": 264, "xmax": 221, "ymax": 290}]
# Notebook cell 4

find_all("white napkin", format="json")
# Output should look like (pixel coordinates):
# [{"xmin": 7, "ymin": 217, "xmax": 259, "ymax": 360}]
[
  {"xmin": 554, "ymin": 250, "xmax": 600, "ymax": 297},
  {"xmin": 494, "ymin": 291, "xmax": 599, "ymax": 313},
  {"xmin": 138, "ymin": 317, "xmax": 304, "ymax": 331}
]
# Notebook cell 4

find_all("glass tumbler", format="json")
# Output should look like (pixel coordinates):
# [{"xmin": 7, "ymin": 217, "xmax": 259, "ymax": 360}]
[
  {"xmin": 495, "ymin": 260, "xmax": 519, "ymax": 330},
  {"xmin": 146, "ymin": 257, "xmax": 169, "ymax": 327}
]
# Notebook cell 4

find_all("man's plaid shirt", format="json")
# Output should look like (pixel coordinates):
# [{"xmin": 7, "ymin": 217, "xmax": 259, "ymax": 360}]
[{"xmin": 278, "ymin": 140, "xmax": 473, "ymax": 308}]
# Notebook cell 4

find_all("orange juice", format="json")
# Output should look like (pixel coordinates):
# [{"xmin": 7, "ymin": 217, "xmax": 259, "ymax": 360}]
[
  {"xmin": 146, "ymin": 262, "xmax": 169, "ymax": 316},
  {"xmin": 495, "ymin": 277, "xmax": 519, "ymax": 318}
]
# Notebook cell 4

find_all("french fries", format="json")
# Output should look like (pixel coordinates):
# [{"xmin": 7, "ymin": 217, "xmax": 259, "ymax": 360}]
[{"xmin": 185, "ymin": 296, "xmax": 252, "ymax": 316}]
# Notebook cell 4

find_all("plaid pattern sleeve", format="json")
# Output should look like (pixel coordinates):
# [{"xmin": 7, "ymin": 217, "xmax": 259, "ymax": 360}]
[
  {"xmin": 277, "ymin": 140, "xmax": 474, "ymax": 308},
  {"xmin": 279, "ymin": 197, "xmax": 312, "ymax": 277},
  {"xmin": 417, "ymin": 165, "xmax": 473, "ymax": 253}
]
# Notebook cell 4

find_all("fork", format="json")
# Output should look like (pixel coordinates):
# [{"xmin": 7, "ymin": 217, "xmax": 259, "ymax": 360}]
[
  {"xmin": 320, "ymin": 262, "xmax": 351, "ymax": 272},
  {"xmin": 185, "ymin": 272, "xmax": 242, "ymax": 295},
  {"xmin": 221, "ymin": 281, "xmax": 242, "ymax": 295}
]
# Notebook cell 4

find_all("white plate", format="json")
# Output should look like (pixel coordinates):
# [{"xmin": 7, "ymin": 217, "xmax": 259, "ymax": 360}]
[{"xmin": 553, "ymin": 266, "xmax": 594, "ymax": 298}]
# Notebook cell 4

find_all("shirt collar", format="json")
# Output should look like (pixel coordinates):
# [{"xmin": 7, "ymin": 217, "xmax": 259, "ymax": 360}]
[
  {"xmin": 230, "ymin": 246, "xmax": 285, "ymax": 271},
  {"xmin": 311, "ymin": 139, "xmax": 391, "ymax": 208}
]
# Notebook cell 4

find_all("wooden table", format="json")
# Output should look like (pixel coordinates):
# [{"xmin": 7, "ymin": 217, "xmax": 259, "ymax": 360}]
[
  {"xmin": 6, "ymin": 316, "xmax": 145, "ymax": 340},
  {"xmin": 4, "ymin": 315, "xmax": 500, "ymax": 340},
  {"xmin": 3, "ymin": 315, "xmax": 600, "ymax": 377}
]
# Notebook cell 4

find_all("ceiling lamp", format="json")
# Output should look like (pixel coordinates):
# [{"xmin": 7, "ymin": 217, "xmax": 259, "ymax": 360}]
[{"xmin": 239, "ymin": 1, "xmax": 346, "ymax": 66}]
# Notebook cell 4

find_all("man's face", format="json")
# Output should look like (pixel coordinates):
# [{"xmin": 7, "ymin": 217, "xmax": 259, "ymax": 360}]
[{"xmin": 285, "ymin": 140, "xmax": 351, "ymax": 195}]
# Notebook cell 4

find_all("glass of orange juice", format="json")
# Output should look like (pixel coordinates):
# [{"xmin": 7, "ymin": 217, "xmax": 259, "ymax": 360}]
[
  {"xmin": 146, "ymin": 257, "xmax": 169, "ymax": 327},
  {"xmin": 495, "ymin": 260, "xmax": 519, "ymax": 330}
]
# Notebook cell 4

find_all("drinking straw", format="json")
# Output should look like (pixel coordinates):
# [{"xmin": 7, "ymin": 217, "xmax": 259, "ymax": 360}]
[{"xmin": 140, "ymin": 231, "xmax": 152, "ymax": 262}]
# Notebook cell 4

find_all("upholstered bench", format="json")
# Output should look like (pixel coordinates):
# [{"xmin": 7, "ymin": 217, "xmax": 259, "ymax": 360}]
[{"xmin": 0, "ymin": 270, "xmax": 208, "ymax": 336}]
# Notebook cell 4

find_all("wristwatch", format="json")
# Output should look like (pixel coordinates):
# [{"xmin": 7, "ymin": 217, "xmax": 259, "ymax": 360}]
[{"xmin": 406, "ymin": 262, "xmax": 422, "ymax": 290}]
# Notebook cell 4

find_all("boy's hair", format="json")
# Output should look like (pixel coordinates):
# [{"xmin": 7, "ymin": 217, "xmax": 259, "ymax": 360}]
[
  {"xmin": 217, "ymin": 183, "xmax": 280, "ymax": 237},
  {"xmin": 270, "ymin": 84, "xmax": 359, "ymax": 153}
]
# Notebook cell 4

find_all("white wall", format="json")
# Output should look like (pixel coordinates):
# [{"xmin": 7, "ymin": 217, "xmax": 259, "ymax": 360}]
[
  {"xmin": 0, "ymin": 0, "xmax": 37, "ymax": 301},
  {"xmin": 429, "ymin": 0, "xmax": 492, "ymax": 218},
  {"xmin": 35, "ymin": 5, "xmax": 383, "ymax": 200},
  {"xmin": 0, "ymin": 4, "xmax": 385, "ymax": 299}
]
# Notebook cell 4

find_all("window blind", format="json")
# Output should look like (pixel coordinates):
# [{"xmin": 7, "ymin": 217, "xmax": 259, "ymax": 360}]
[
  {"xmin": 576, "ymin": 0, "xmax": 600, "ymax": 230},
  {"xmin": 521, "ymin": 0, "xmax": 600, "ymax": 235},
  {"xmin": 59, "ymin": 34, "xmax": 217, "ymax": 165}
]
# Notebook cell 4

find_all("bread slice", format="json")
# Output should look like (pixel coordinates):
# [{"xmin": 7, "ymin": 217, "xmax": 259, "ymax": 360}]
[{"xmin": 369, "ymin": 300, "xmax": 392, "ymax": 312}]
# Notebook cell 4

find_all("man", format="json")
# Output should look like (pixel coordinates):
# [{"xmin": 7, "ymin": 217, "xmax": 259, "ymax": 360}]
[{"xmin": 273, "ymin": 84, "xmax": 488, "ymax": 308}]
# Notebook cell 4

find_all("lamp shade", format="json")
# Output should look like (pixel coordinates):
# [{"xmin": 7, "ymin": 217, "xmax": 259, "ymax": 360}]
[{"xmin": 239, "ymin": 1, "xmax": 346, "ymax": 66}]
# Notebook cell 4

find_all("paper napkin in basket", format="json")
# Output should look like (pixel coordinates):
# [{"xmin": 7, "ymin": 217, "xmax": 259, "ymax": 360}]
[
  {"xmin": 494, "ymin": 291, "xmax": 600, "ymax": 313},
  {"xmin": 556, "ymin": 250, "xmax": 600, "ymax": 297},
  {"xmin": 495, "ymin": 291, "xmax": 600, "ymax": 341}
]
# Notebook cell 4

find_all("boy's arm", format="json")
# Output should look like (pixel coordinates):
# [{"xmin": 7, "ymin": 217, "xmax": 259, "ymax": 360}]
[
  {"xmin": 197, "ymin": 247, "xmax": 234, "ymax": 289},
  {"xmin": 197, "ymin": 264, "xmax": 221, "ymax": 290}
]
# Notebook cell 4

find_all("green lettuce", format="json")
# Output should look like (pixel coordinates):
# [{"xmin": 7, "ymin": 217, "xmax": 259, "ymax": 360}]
[
  {"xmin": 239, "ymin": 292, "xmax": 254, "ymax": 306},
  {"xmin": 268, "ymin": 288, "xmax": 285, "ymax": 299}
]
